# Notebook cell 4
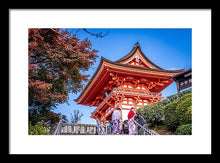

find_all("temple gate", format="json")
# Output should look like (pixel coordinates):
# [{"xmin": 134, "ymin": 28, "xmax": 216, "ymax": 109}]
[{"xmin": 75, "ymin": 42, "xmax": 184, "ymax": 123}]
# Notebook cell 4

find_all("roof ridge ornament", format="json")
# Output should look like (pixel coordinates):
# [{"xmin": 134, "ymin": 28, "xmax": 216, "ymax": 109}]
[{"xmin": 134, "ymin": 41, "xmax": 140, "ymax": 47}]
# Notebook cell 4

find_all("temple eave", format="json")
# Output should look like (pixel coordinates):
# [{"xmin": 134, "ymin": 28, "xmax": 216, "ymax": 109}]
[{"xmin": 75, "ymin": 61, "xmax": 182, "ymax": 105}]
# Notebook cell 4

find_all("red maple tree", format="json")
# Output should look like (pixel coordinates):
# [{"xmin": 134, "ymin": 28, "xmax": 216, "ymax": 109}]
[{"xmin": 28, "ymin": 28, "xmax": 98, "ymax": 108}]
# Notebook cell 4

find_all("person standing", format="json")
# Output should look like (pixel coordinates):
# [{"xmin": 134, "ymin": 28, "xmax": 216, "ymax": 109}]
[
  {"xmin": 135, "ymin": 112, "xmax": 148, "ymax": 135},
  {"xmin": 112, "ymin": 107, "xmax": 122, "ymax": 134},
  {"xmin": 108, "ymin": 119, "xmax": 113, "ymax": 134},
  {"xmin": 128, "ymin": 107, "xmax": 136, "ymax": 135}
]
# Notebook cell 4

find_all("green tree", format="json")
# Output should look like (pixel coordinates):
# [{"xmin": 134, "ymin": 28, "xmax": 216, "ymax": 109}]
[
  {"xmin": 61, "ymin": 114, "xmax": 68, "ymax": 123},
  {"xmin": 163, "ymin": 100, "xmax": 179, "ymax": 131},
  {"xmin": 176, "ymin": 96, "xmax": 192, "ymax": 125},
  {"xmin": 29, "ymin": 122, "xmax": 50, "ymax": 135},
  {"xmin": 175, "ymin": 124, "xmax": 192, "ymax": 135},
  {"xmin": 29, "ymin": 107, "xmax": 61, "ymax": 126},
  {"xmin": 166, "ymin": 94, "xmax": 179, "ymax": 103},
  {"xmin": 139, "ymin": 102, "xmax": 164, "ymax": 127},
  {"xmin": 163, "ymin": 92, "xmax": 192, "ymax": 131},
  {"xmin": 70, "ymin": 109, "xmax": 84, "ymax": 123},
  {"xmin": 185, "ymin": 106, "xmax": 192, "ymax": 123}
]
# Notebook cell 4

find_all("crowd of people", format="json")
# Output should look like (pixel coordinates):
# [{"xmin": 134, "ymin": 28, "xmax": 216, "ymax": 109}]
[{"xmin": 109, "ymin": 107, "xmax": 147, "ymax": 135}]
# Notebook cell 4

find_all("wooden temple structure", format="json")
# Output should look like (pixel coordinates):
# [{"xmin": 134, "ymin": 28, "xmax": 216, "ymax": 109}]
[{"xmin": 75, "ymin": 42, "xmax": 185, "ymax": 123}]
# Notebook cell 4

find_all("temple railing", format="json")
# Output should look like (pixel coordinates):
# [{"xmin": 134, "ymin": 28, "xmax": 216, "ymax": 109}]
[
  {"xmin": 92, "ymin": 87, "xmax": 163, "ymax": 119},
  {"xmin": 113, "ymin": 87, "xmax": 162, "ymax": 98}
]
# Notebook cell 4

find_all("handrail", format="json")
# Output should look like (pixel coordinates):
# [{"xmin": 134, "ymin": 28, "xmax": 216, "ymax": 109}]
[
  {"xmin": 96, "ymin": 119, "xmax": 106, "ymax": 135},
  {"xmin": 132, "ymin": 117, "xmax": 158, "ymax": 135},
  {"xmin": 53, "ymin": 119, "xmax": 62, "ymax": 135},
  {"xmin": 134, "ymin": 120, "xmax": 157, "ymax": 135}
]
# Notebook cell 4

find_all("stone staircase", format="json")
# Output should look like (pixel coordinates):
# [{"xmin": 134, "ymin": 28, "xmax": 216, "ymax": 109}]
[{"xmin": 51, "ymin": 119, "xmax": 158, "ymax": 135}]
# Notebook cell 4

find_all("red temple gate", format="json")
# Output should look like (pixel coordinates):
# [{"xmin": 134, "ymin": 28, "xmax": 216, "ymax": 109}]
[{"xmin": 75, "ymin": 42, "xmax": 184, "ymax": 123}]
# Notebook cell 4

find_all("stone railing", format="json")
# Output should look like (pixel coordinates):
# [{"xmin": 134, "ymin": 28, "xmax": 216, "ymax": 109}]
[
  {"xmin": 61, "ymin": 123, "xmax": 98, "ymax": 135},
  {"xmin": 53, "ymin": 121, "xmax": 157, "ymax": 135}
]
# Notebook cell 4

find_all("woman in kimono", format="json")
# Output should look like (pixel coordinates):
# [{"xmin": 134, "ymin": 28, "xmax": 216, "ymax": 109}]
[
  {"xmin": 112, "ymin": 107, "xmax": 122, "ymax": 134},
  {"xmin": 128, "ymin": 107, "xmax": 136, "ymax": 135}
]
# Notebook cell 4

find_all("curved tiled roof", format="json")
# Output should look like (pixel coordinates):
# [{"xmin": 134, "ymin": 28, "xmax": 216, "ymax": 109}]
[
  {"xmin": 102, "ymin": 56, "xmax": 184, "ymax": 73},
  {"xmin": 115, "ymin": 41, "xmax": 164, "ymax": 70},
  {"xmin": 75, "ymin": 42, "xmax": 185, "ymax": 103}
]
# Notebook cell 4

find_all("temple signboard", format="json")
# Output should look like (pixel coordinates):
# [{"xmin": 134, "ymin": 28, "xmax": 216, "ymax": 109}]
[{"xmin": 172, "ymin": 68, "xmax": 192, "ymax": 92}]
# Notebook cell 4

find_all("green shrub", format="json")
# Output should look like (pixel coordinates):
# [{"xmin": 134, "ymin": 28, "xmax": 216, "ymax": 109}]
[
  {"xmin": 176, "ymin": 96, "xmax": 192, "ymax": 125},
  {"xmin": 185, "ymin": 106, "xmax": 192, "ymax": 123},
  {"xmin": 139, "ymin": 91, "xmax": 192, "ymax": 132},
  {"xmin": 175, "ymin": 124, "xmax": 192, "ymax": 135},
  {"xmin": 163, "ymin": 100, "xmax": 179, "ymax": 131},
  {"xmin": 180, "ymin": 88, "xmax": 192, "ymax": 96},
  {"xmin": 177, "ymin": 93, "xmax": 192, "ymax": 105},
  {"xmin": 29, "ymin": 121, "xmax": 50, "ymax": 135},
  {"xmin": 140, "ymin": 102, "xmax": 164, "ymax": 127}
]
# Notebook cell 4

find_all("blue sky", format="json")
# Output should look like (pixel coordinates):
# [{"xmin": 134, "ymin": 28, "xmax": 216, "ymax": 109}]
[{"xmin": 54, "ymin": 28, "xmax": 192, "ymax": 124}]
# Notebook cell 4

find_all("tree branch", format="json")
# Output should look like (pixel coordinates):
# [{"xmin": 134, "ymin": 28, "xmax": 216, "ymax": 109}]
[{"xmin": 83, "ymin": 28, "xmax": 109, "ymax": 38}]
